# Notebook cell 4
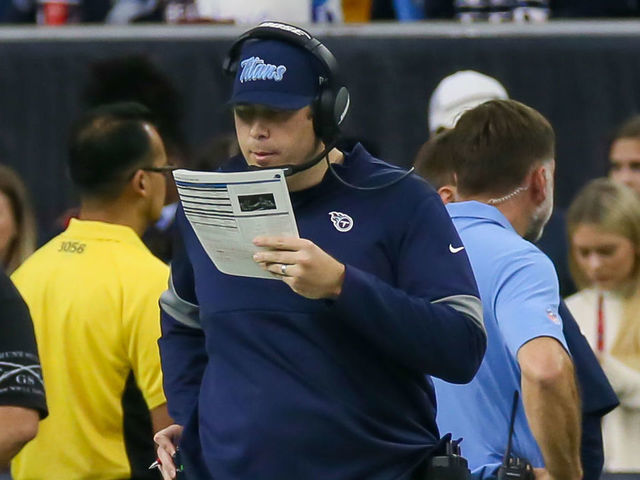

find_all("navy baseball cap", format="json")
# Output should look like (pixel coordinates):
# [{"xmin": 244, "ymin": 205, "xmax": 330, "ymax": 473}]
[{"xmin": 228, "ymin": 39, "xmax": 323, "ymax": 110}]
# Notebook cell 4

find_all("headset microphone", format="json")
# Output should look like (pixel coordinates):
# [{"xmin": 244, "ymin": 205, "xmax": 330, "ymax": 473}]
[
  {"xmin": 248, "ymin": 140, "xmax": 415, "ymax": 191},
  {"xmin": 247, "ymin": 139, "xmax": 338, "ymax": 177}
]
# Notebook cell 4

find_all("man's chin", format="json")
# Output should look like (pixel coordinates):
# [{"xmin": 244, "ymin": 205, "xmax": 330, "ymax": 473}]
[{"xmin": 250, "ymin": 153, "xmax": 280, "ymax": 167}]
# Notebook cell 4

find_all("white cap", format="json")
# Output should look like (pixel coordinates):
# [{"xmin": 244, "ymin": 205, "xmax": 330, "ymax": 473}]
[{"xmin": 428, "ymin": 70, "xmax": 509, "ymax": 134}]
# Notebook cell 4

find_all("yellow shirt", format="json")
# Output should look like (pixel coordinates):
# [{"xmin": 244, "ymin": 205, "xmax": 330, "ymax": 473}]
[{"xmin": 11, "ymin": 219, "xmax": 168, "ymax": 480}]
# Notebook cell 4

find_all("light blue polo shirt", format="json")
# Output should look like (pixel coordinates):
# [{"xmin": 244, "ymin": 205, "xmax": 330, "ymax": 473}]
[{"xmin": 433, "ymin": 201, "xmax": 568, "ymax": 477}]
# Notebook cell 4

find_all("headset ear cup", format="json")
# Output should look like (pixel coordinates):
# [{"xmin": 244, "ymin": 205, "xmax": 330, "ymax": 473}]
[
  {"xmin": 334, "ymin": 87, "xmax": 350, "ymax": 127},
  {"xmin": 314, "ymin": 85, "xmax": 337, "ymax": 144},
  {"xmin": 223, "ymin": 37, "xmax": 244, "ymax": 76},
  {"xmin": 314, "ymin": 86, "xmax": 350, "ymax": 144},
  {"xmin": 222, "ymin": 55, "xmax": 235, "ymax": 76}
]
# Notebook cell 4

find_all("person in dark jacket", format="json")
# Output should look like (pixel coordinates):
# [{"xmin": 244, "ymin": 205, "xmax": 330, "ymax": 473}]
[{"xmin": 153, "ymin": 21, "xmax": 487, "ymax": 480}]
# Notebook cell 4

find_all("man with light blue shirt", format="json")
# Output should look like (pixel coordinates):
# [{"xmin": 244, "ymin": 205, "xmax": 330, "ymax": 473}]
[{"xmin": 432, "ymin": 100, "xmax": 582, "ymax": 480}]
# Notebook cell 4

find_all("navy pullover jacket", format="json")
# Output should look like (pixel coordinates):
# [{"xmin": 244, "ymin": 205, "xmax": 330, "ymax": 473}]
[{"xmin": 159, "ymin": 144, "xmax": 486, "ymax": 480}]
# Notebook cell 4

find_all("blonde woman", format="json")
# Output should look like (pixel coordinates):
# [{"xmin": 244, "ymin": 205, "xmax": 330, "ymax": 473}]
[
  {"xmin": 566, "ymin": 178, "xmax": 640, "ymax": 472},
  {"xmin": 0, "ymin": 165, "xmax": 36, "ymax": 274}
]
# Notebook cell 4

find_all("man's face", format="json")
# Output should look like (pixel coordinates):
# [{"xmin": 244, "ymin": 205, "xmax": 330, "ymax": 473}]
[
  {"xmin": 609, "ymin": 137, "xmax": 640, "ymax": 195},
  {"xmin": 234, "ymin": 104, "xmax": 321, "ymax": 169},
  {"xmin": 525, "ymin": 160, "xmax": 555, "ymax": 243}
]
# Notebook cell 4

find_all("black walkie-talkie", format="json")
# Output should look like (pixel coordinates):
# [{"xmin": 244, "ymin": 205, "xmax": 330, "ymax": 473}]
[
  {"xmin": 497, "ymin": 391, "xmax": 535, "ymax": 480},
  {"xmin": 424, "ymin": 433, "xmax": 471, "ymax": 480}
]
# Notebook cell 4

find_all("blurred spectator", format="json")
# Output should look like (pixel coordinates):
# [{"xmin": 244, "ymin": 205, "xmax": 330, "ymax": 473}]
[
  {"xmin": 0, "ymin": 165, "xmax": 36, "ymax": 275},
  {"xmin": 609, "ymin": 115, "xmax": 640, "ymax": 195},
  {"xmin": 0, "ymin": 0, "xmax": 111, "ymax": 23},
  {"xmin": 3, "ymin": 0, "xmax": 638, "ymax": 23},
  {"xmin": 428, "ymin": 70, "xmax": 508, "ymax": 135},
  {"xmin": 10, "ymin": 102, "xmax": 172, "ymax": 480},
  {"xmin": 313, "ymin": 0, "xmax": 345, "ymax": 21},
  {"xmin": 370, "ymin": 0, "xmax": 640, "ymax": 20},
  {"xmin": 106, "ymin": 0, "xmax": 160, "ymax": 24},
  {"xmin": 0, "ymin": 270, "xmax": 47, "ymax": 470},
  {"xmin": 565, "ymin": 178, "xmax": 640, "ymax": 473},
  {"xmin": 196, "ymin": 0, "xmax": 314, "ymax": 24},
  {"xmin": 83, "ymin": 54, "xmax": 188, "ymax": 262},
  {"xmin": 145, "ymin": 0, "xmax": 348, "ymax": 24}
]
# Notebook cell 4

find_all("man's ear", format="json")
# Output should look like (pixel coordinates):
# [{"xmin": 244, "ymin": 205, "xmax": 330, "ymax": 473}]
[
  {"xmin": 529, "ymin": 164, "xmax": 549, "ymax": 205},
  {"xmin": 437, "ymin": 185, "xmax": 458, "ymax": 205},
  {"xmin": 130, "ymin": 169, "xmax": 148, "ymax": 198}
]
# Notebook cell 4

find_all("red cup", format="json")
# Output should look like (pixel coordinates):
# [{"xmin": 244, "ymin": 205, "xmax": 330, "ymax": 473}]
[{"xmin": 37, "ymin": 1, "xmax": 80, "ymax": 25}]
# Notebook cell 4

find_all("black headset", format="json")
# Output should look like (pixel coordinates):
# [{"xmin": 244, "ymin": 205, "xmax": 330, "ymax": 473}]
[{"xmin": 222, "ymin": 21, "xmax": 350, "ymax": 146}]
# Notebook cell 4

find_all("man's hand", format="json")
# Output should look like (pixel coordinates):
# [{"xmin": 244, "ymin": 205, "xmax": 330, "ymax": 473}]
[
  {"xmin": 153, "ymin": 424, "xmax": 183, "ymax": 480},
  {"xmin": 253, "ymin": 236, "xmax": 345, "ymax": 299}
]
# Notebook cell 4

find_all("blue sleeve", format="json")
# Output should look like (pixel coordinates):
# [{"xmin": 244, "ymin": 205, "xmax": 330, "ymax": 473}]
[
  {"xmin": 158, "ymin": 208, "xmax": 208, "ymax": 426},
  {"xmin": 495, "ymin": 250, "xmax": 568, "ymax": 356},
  {"xmin": 333, "ymin": 195, "xmax": 486, "ymax": 383}
]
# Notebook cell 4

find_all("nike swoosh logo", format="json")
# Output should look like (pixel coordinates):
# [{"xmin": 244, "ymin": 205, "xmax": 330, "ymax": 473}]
[{"xmin": 449, "ymin": 244, "xmax": 465, "ymax": 254}]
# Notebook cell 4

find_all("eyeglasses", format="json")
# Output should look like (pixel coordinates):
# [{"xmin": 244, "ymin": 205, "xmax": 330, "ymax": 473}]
[
  {"xmin": 127, "ymin": 164, "xmax": 178, "ymax": 181},
  {"xmin": 141, "ymin": 165, "xmax": 178, "ymax": 174}
]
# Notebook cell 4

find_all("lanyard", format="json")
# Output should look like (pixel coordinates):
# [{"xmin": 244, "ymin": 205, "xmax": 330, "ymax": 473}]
[{"xmin": 597, "ymin": 293, "xmax": 605, "ymax": 353}]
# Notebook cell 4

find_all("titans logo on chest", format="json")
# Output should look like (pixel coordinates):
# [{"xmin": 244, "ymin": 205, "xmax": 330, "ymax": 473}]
[{"xmin": 329, "ymin": 211, "xmax": 354, "ymax": 232}]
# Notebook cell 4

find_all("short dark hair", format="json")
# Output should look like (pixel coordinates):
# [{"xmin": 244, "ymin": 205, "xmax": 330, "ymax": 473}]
[
  {"xmin": 68, "ymin": 102, "xmax": 157, "ymax": 199},
  {"xmin": 451, "ymin": 99, "xmax": 555, "ymax": 197},
  {"xmin": 413, "ymin": 128, "xmax": 457, "ymax": 190},
  {"xmin": 613, "ymin": 115, "xmax": 640, "ymax": 142}
]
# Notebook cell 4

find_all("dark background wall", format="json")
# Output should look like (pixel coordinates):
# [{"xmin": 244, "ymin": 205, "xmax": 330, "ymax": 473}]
[{"xmin": 1, "ymin": 22, "xmax": 639, "ymax": 234}]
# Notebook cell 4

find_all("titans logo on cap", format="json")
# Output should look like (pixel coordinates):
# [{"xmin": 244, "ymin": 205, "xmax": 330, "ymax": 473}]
[
  {"xmin": 239, "ymin": 57, "xmax": 287, "ymax": 83},
  {"xmin": 228, "ymin": 39, "xmax": 323, "ymax": 110}
]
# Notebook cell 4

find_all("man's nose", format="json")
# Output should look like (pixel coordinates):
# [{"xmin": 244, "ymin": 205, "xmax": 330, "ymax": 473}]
[{"xmin": 249, "ymin": 119, "xmax": 269, "ymax": 139}]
